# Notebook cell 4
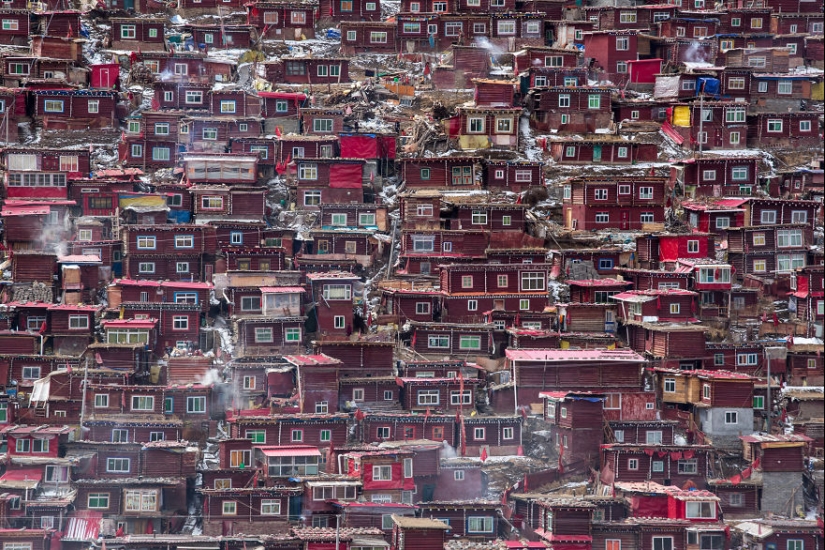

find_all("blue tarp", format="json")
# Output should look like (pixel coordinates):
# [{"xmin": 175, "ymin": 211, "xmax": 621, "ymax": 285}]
[{"xmin": 698, "ymin": 77, "xmax": 720, "ymax": 95}]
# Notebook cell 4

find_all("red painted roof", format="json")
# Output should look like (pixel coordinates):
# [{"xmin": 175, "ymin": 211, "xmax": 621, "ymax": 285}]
[
  {"xmin": 102, "ymin": 319, "xmax": 157, "ymax": 328},
  {"xmin": 0, "ymin": 468, "xmax": 43, "ymax": 482}
]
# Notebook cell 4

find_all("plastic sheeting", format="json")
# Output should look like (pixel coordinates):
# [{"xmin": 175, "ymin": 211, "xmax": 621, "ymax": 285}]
[
  {"xmin": 329, "ymin": 163, "xmax": 363, "ymax": 188},
  {"xmin": 698, "ymin": 77, "xmax": 720, "ymax": 95},
  {"xmin": 340, "ymin": 134, "xmax": 379, "ymax": 159},
  {"xmin": 654, "ymin": 75, "xmax": 680, "ymax": 100},
  {"xmin": 631, "ymin": 495, "xmax": 668, "ymax": 517}
]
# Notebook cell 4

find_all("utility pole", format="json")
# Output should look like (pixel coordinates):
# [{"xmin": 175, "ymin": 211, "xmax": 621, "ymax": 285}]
[
  {"xmin": 335, "ymin": 514, "xmax": 341, "ymax": 549},
  {"xmin": 79, "ymin": 355, "xmax": 90, "ymax": 439}
]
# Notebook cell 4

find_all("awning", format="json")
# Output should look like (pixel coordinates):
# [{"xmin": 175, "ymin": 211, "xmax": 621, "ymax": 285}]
[
  {"xmin": 0, "ymin": 468, "xmax": 43, "ymax": 489},
  {"xmin": 259, "ymin": 447, "xmax": 322, "ymax": 458}
]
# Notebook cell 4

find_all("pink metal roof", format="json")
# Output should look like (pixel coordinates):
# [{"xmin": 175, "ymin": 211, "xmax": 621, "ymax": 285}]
[
  {"xmin": 258, "ymin": 445, "xmax": 322, "ymax": 457},
  {"xmin": 1, "ymin": 206, "xmax": 49, "ymax": 216},
  {"xmin": 285, "ymin": 354, "xmax": 342, "ymax": 366},
  {"xmin": 47, "ymin": 304, "xmax": 103, "ymax": 311},
  {"xmin": 160, "ymin": 281, "xmax": 213, "ymax": 289},
  {"xmin": 506, "ymin": 349, "xmax": 644, "ymax": 362},
  {"xmin": 0, "ymin": 468, "xmax": 43, "ymax": 482},
  {"xmin": 567, "ymin": 279, "xmax": 633, "ymax": 287},
  {"xmin": 102, "ymin": 319, "xmax": 157, "ymax": 328},
  {"xmin": 113, "ymin": 278, "xmax": 161, "ymax": 287},
  {"xmin": 57, "ymin": 255, "xmax": 102, "ymax": 263},
  {"xmin": 261, "ymin": 286, "xmax": 305, "ymax": 293}
]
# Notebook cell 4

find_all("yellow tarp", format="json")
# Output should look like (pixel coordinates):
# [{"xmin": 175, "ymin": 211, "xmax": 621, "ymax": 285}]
[
  {"xmin": 812, "ymin": 81, "xmax": 823, "ymax": 101},
  {"xmin": 118, "ymin": 195, "xmax": 168, "ymax": 209},
  {"xmin": 458, "ymin": 135, "xmax": 492, "ymax": 150},
  {"xmin": 673, "ymin": 105, "xmax": 691, "ymax": 127}
]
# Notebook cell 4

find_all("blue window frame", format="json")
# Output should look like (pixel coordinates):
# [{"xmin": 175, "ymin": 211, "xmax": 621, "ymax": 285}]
[{"xmin": 598, "ymin": 259, "xmax": 614, "ymax": 270}]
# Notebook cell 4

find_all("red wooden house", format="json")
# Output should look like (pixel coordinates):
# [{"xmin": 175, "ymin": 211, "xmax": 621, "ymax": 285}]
[
  {"xmin": 318, "ymin": 0, "xmax": 381, "ymax": 21},
  {"xmin": 600, "ymin": 444, "xmax": 714, "ymax": 488},
  {"xmin": 390, "ymin": 515, "xmax": 449, "ymax": 550},
  {"xmin": 682, "ymin": 199, "xmax": 748, "ymax": 235},
  {"xmin": 747, "ymin": 112, "xmax": 821, "ymax": 149},
  {"xmin": 407, "ymin": 320, "xmax": 493, "ymax": 357},
  {"xmin": 340, "ymin": 22, "xmax": 398, "ymax": 54},
  {"xmin": 449, "ymin": 106, "xmax": 522, "ymax": 151},
  {"xmin": 399, "ymin": 157, "xmax": 481, "ymax": 188},
  {"xmin": 396, "ymin": 376, "xmax": 483, "ymax": 412},
  {"xmin": 278, "ymin": 134, "xmax": 338, "ymax": 162},
  {"xmin": 4, "ymin": 148, "xmax": 90, "ymax": 199},
  {"xmin": 635, "ymin": 233, "xmax": 715, "ymax": 271},
  {"xmin": 121, "ymin": 224, "xmax": 216, "ymax": 281},
  {"xmin": 362, "ymin": 412, "xmax": 456, "ymax": 444},
  {"xmin": 670, "ymin": 155, "xmax": 761, "ymax": 198},
  {"xmin": 505, "ymin": 349, "xmax": 646, "ymax": 414},
  {"xmin": 295, "ymin": 158, "xmax": 366, "ymax": 208},
  {"xmin": 0, "ymin": 10, "xmax": 29, "ymax": 45},
  {"xmin": 275, "ymin": 57, "xmax": 351, "ymax": 85},
  {"xmin": 561, "ymin": 177, "xmax": 668, "ymax": 231},
  {"xmin": 110, "ymin": 18, "xmax": 166, "ymax": 51},
  {"xmin": 187, "ymin": 24, "xmax": 256, "ymax": 50},
  {"xmin": 183, "ymin": 153, "xmax": 259, "ymax": 185},
  {"xmin": 727, "ymin": 225, "xmax": 813, "ymax": 280},
  {"xmin": 32, "ymin": 89, "xmax": 118, "ymax": 129},
  {"xmin": 418, "ymin": 501, "xmax": 502, "ymax": 539},
  {"xmin": 613, "ymin": 289, "xmax": 699, "ymax": 324},
  {"xmin": 550, "ymin": 137, "xmax": 659, "ymax": 165},
  {"xmin": 432, "ymin": 45, "xmax": 491, "ymax": 89},
  {"xmin": 399, "ymin": 229, "xmax": 488, "ymax": 275},
  {"xmin": 583, "ymin": 30, "xmax": 639, "ymax": 77},
  {"xmin": 246, "ymin": 1, "xmax": 317, "ymax": 40},
  {"xmin": 199, "ymin": 485, "xmax": 300, "ymax": 536},
  {"xmin": 306, "ymin": 272, "xmax": 360, "ymax": 338},
  {"xmin": 568, "ymin": 279, "xmax": 633, "ymax": 304},
  {"xmin": 176, "ymin": 0, "xmax": 246, "ymax": 13},
  {"xmin": 525, "ymin": 86, "xmax": 613, "ymax": 134},
  {"xmin": 227, "ymin": 412, "xmax": 350, "ymax": 447},
  {"xmin": 483, "ymin": 160, "xmax": 543, "ymax": 191}
]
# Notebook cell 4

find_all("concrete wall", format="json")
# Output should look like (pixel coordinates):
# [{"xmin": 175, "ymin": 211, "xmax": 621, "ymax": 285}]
[
  {"xmin": 699, "ymin": 407, "xmax": 753, "ymax": 451},
  {"xmin": 761, "ymin": 471, "xmax": 805, "ymax": 516}
]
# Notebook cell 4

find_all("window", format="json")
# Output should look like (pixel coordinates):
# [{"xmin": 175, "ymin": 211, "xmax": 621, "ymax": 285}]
[
  {"xmin": 241, "ymin": 296, "xmax": 261, "ymax": 311},
  {"xmin": 703, "ymin": 384, "xmax": 711, "ymax": 399},
  {"xmin": 471, "ymin": 210, "xmax": 488, "ymax": 225},
  {"xmin": 496, "ymin": 117, "xmax": 513, "ymax": 134},
  {"xmin": 776, "ymin": 80, "xmax": 793, "ymax": 95},
  {"xmin": 468, "ymin": 516, "xmax": 494, "ymax": 533},
  {"xmin": 461, "ymin": 275, "xmax": 474, "ymax": 289},
  {"xmin": 639, "ymin": 187, "xmax": 653, "ymax": 199},
  {"xmin": 202, "ymin": 127, "xmax": 218, "ymax": 141},
  {"xmin": 731, "ymin": 167, "xmax": 749, "ymax": 181},
  {"xmin": 728, "ymin": 77, "xmax": 745, "ymax": 90},
  {"xmin": 43, "ymin": 99, "xmax": 63, "ymax": 113},
  {"xmin": 596, "ymin": 212, "xmax": 609, "ymax": 223},
  {"xmin": 678, "ymin": 459, "xmax": 697, "ymax": 474},
  {"xmin": 468, "ymin": 117, "xmax": 485, "ymax": 133},
  {"xmin": 373, "ymin": 465, "xmax": 393, "ymax": 481},
  {"xmin": 346, "ymin": 30, "xmax": 357, "ymax": 40},
  {"xmin": 185, "ymin": 90, "xmax": 203, "ymax": 104},
  {"xmin": 753, "ymin": 260, "xmax": 767, "ymax": 273},
  {"xmin": 290, "ymin": 429, "xmax": 303, "ymax": 442},
  {"xmin": 187, "ymin": 396, "xmax": 206, "ymax": 413},
  {"xmin": 751, "ymin": 395, "xmax": 765, "ymax": 410},
  {"xmin": 545, "ymin": 56, "xmax": 563, "ymax": 67},
  {"xmin": 588, "ymin": 95, "xmax": 601, "ymax": 109},
  {"xmin": 444, "ymin": 21, "xmax": 464, "ymax": 36},
  {"xmin": 616, "ymin": 61, "xmax": 628, "ymax": 73},
  {"xmin": 120, "ymin": 24, "xmax": 136, "ymax": 38},
  {"xmin": 220, "ymin": 100, "xmax": 236, "ymax": 114},
  {"xmin": 377, "ymin": 426, "xmax": 391, "ymax": 439},
  {"xmin": 68, "ymin": 314, "xmax": 89, "ymax": 330},
  {"xmin": 319, "ymin": 428, "xmax": 331, "ymax": 441},
  {"xmin": 760, "ymin": 210, "xmax": 777, "ymax": 224},
  {"xmin": 261, "ymin": 499, "xmax": 281, "ymax": 515},
  {"xmin": 620, "ymin": 11, "xmax": 637, "ymax": 23},
  {"xmin": 152, "ymin": 147, "xmax": 171, "ymax": 161},
  {"xmin": 616, "ymin": 37, "xmax": 629, "ymax": 50},
  {"xmin": 303, "ymin": 191, "xmax": 321, "ymax": 206},
  {"xmin": 370, "ymin": 31, "xmax": 388, "ymax": 43},
  {"xmin": 791, "ymin": 211, "xmax": 808, "ymax": 224},
  {"xmin": 450, "ymin": 391, "xmax": 472, "ymax": 405},
  {"xmin": 290, "ymin": 10, "xmax": 306, "ymax": 23},
  {"xmin": 174, "ymin": 235, "xmax": 194, "ymax": 249},
  {"xmin": 595, "ymin": 188, "xmax": 608, "ymax": 200},
  {"xmin": 521, "ymin": 272, "xmax": 545, "ymax": 291},
  {"xmin": 653, "ymin": 538, "xmax": 673, "ymax": 550},
  {"xmin": 628, "ymin": 458, "xmax": 639, "ymax": 470},
  {"xmin": 107, "ymin": 458, "xmax": 130, "ymax": 473},
  {"xmin": 473, "ymin": 22, "xmax": 486, "ymax": 33},
  {"xmin": 686, "ymin": 501, "xmax": 716, "ymax": 518},
  {"xmin": 222, "ymin": 501, "xmax": 237, "ymax": 515},
  {"xmin": 428, "ymin": 335, "xmax": 449, "ymax": 349},
  {"xmin": 646, "ymin": 431, "xmax": 663, "ymax": 444},
  {"xmin": 497, "ymin": 20, "xmax": 516, "ymax": 34},
  {"xmin": 285, "ymin": 328, "xmax": 301, "ymax": 342},
  {"xmin": 788, "ymin": 541, "xmax": 804, "ymax": 550},
  {"xmin": 777, "ymin": 229, "xmax": 803, "ymax": 248},
  {"xmin": 358, "ymin": 213, "xmax": 376, "ymax": 227},
  {"xmin": 459, "ymin": 335, "xmax": 481, "ymax": 350},
  {"xmin": 132, "ymin": 396, "xmax": 155, "ymax": 411},
  {"xmin": 664, "ymin": 378, "xmax": 676, "ymax": 393},
  {"xmin": 767, "ymin": 119, "xmax": 783, "ymax": 133},
  {"xmin": 454, "ymin": 470, "xmax": 465, "ymax": 481},
  {"xmin": 415, "ymin": 302, "xmax": 431, "ymax": 316},
  {"xmin": 777, "ymin": 254, "xmax": 805, "ymax": 272},
  {"xmin": 88, "ymin": 493, "xmax": 110, "ymax": 509},
  {"xmin": 403, "ymin": 22, "xmax": 420, "ymax": 33},
  {"xmin": 503, "ymin": 427, "xmax": 514, "ymax": 440}
]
